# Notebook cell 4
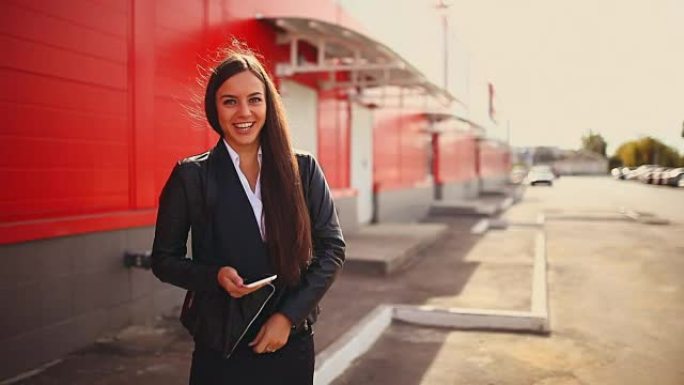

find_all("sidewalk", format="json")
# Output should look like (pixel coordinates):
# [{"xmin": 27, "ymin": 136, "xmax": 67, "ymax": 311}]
[{"xmin": 4, "ymin": 188, "xmax": 526, "ymax": 385}]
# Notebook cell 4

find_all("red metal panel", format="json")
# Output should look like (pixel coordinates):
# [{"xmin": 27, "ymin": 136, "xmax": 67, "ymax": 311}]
[
  {"xmin": 0, "ymin": 210, "xmax": 156, "ymax": 245},
  {"xmin": 0, "ymin": 71, "xmax": 127, "ymax": 115},
  {"xmin": 317, "ymin": 89, "xmax": 350, "ymax": 189},
  {"xmin": 437, "ymin": 132, "xmax": 478, "ymax": 183},
  {"xmin": 400, "ymin": 112, "xmax": 429, "ymax": 185},
  {"xmin": 478, "ymin": 141, "xmax": 510, "ymax": 178},
  {"xmin": 373, "ymin": 108, "xmax": 430, "ymax": 191},
  {"xmin": 372, "ymin": 108, "xmax": 401, "ymax": 188},
  {"xmin": 0, "ymin": 103, "xmax": 127, "ymax": 142},
  {"xmin": 1, "ymin": 0, "xmax": 131, "ymax": 232},
  {"xmin": 151, "ymin": 0, "xmax": 212, "ymax": 198},
  {"xmin": 0, "ymin": 3, "xmax": 127, "ymax": 62},
  {"xmin": 0, "ymin": 34, "xmax": 127, "ymax": 89},
  {"xmin": 1, "ymin": 0, "xmax": 365, "ymax": 244},
  {"xmin": 7, "ymin": 0, "xmax": 129, "ymax": 37},
  {"xmin": 130, "ymin": 0, "xmax": 156, "ymax": 209}
]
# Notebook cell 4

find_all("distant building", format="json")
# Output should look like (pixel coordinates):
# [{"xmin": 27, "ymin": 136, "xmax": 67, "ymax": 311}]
[{"xmin": 552, "ymin": 150, "xmax": 608, "ymax": 175}]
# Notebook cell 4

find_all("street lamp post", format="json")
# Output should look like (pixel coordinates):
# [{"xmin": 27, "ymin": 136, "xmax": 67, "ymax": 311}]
[{"xmin": 436, "ymin": 0, "xmax": 454, "ymax": 91}]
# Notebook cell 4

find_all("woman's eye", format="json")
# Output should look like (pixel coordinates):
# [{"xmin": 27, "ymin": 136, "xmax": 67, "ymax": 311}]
[
  {"xmin": 222, "ymin": 99, "xmax": 236, "ymax": 106},
  {"xmin": 249, "ymin": 97, "xmax": 262, "ymax": 104}
]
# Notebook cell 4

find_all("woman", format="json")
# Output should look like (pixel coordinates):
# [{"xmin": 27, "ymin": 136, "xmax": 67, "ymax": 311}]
[{"xmin": 151, "ymin": 46, "xmax": 345, "ymax": 385}]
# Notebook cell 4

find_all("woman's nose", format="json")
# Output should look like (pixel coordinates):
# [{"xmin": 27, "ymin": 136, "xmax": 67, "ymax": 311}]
[{"xmin": 237, "ymin": 102, "xmax": 251, "ymax": 117}]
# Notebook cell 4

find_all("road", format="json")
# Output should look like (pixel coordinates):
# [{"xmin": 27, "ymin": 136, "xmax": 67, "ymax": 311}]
[{"xmin": 333, "ymin": 176, "xmax": 684, "ymax": 385}]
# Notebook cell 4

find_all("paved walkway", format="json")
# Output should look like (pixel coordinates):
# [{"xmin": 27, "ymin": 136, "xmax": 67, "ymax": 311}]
[{"xmin": 4, "ymin": 190, "xmax": 523, "ymax": 385}]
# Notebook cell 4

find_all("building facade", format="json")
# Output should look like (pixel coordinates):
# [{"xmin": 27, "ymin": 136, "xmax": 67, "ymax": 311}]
[{"xmin": 0, "ymin": 0, "xmax": 510, "ymax": 378}]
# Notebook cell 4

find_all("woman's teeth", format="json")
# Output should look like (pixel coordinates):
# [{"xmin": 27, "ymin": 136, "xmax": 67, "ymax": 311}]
[{"xmin": 234, "ymin": 122, "xmax": 254, "ymax": 130}]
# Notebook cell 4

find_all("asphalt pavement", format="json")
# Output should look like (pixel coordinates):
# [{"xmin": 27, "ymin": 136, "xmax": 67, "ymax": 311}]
[
  {"xmin": 333, "ymin": 177, "xmax": 684, "ymax": 385},
  {"xmin": 6, "ymin": 177, "xmax": 683, "ymax": 385}
]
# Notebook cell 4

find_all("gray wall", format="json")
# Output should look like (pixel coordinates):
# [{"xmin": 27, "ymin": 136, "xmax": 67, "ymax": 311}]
[
  {"xmin": 334, "ymin": 195, "xmax": 359, "ymax": 234},
  {"xmin": 480, "ymin": 175, "xmax": 508, "ymax": 193},
  {"xmin": 375, "ymin": 185, "xmax": 433, "ymax": 222},
  {"xmin": 0, "ymin": 227, "xmax": 183, "ymax": 380},
  {"xmin": 441, "ymin": 180, "xmax": 479, "ymax": 200}
]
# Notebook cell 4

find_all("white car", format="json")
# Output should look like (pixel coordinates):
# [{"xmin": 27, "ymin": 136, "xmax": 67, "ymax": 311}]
[{"xmin": 525, "ymin": 166, "xmax": 556, "ymax": 186}]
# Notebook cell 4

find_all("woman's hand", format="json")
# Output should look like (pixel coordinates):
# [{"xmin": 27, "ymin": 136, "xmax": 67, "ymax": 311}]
[
  {"xmin": 249, "ymin": 313, "xmax": 293, "ymax": 354},
  {"xmin": 217, "ymin": 266, "xmax": 266, "ymax": 298}
]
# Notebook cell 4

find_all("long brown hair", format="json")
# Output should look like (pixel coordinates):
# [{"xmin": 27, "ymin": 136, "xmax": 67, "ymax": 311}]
[{"xmin": 204, "ymin": 46, "xmax": 312, "ymax": 287}]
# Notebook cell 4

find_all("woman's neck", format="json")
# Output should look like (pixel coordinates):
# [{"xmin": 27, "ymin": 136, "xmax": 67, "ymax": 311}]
[{"xmin": 225, "ymin": 138, "xmax": 260, "ymax": 164}]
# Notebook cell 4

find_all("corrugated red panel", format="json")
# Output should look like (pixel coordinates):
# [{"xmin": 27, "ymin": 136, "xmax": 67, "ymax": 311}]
[
  {"xmin": 0, "ymin": 0, "xmax": 380, "ymax": 244},
  {"xmin": 437, "ymin": 132, "xmax": 478, "ymax": 183},
  {"xmin": 7, "ymin": 0, "xmax": 129, "ymax": 37},
  {"xmin": 479, "ymin": 141, "xmax": 510, "ymax": 177},
  {"xmin": 317, "ymin": 89, "xmax": 349, "ymax": 189},
  {"xmin": 373, "ymin": 108, "xmax": 430, "ymax": 190},
  {"xmin": 0, "ymin": 3, "xmax": 127, "ymax": 62},
  {"xmin": 1, "ymin": 1, "xmax": 130, "ymax": 226}
]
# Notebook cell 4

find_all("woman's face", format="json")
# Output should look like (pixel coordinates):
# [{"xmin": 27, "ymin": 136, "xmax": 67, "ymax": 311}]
[{"xmin": 215, "ymin": 70, "xmax": 267, "ymax": 152}]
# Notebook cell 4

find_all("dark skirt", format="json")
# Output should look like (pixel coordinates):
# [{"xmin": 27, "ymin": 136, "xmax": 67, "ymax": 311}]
[{"xmin": 189, "ymin": 330, "xmax": 315, "ymax": 385}]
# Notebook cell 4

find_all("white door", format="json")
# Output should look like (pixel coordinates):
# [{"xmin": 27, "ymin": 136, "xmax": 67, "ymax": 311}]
[
  {"xmin": 279, "ymin": 80, "xmax": 317, "ymax": 157},
  {"xmin": 351, "ymin": 103, "xmax": 374, "ymax": 224}
]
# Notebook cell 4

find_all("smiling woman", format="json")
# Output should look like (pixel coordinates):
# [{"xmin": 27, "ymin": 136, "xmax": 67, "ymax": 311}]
[
  {"xmin": 151, "ymin": 45, "xmax": 346, "ymax": 385},
  {"xmin": 215, "ymin": 71, "xmax": 267, "ymax": 154}
]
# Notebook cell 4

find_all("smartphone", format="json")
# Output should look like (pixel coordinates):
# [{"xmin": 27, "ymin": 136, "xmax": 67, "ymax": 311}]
[{"xmin": 244, "ymin": 274, "xmax": 278, "ymax": 289}]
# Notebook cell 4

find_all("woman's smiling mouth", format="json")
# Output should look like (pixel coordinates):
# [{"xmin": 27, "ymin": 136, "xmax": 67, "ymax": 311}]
[{"xmin": 233, "ymin": 122, "xmax": 255, "ymax": 130}]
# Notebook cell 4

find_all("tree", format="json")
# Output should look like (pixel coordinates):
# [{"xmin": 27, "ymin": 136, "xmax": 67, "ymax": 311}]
[
  {"xmin": 581, "ymin": 130, "xmax": 607, "ymax": 157},
  {"xmin": 613, "ymin": 136, "xmax": 684, "ymax": 167}
]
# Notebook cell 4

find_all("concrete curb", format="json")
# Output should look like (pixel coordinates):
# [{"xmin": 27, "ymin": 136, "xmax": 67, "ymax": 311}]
[
  {"xmin": 620, "ymin": 208, "xmax": 670, "ymax": 225},
  {"xmin": 0, "ymin": 359, "xmax": 62, "ymax": 385},
  {"xmin": 470, "ymin": 219, "xmax": 490, "ymax": 234},
  {"xmin": 393, "ymin": 306, "xmax": 548, "ymax": 333},
  {"xmin": 314, "ymin": 305, "xmax": 393, "ymax": 385},
  {"xmin": 314, "ymin": 223, "xmax": 551, "ymax": 384}
]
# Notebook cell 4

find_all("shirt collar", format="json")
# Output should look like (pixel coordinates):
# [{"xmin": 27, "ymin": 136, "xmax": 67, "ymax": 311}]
[{"xmin": 222, "ymin": 138, "xmax": 262, "ymax": 165}]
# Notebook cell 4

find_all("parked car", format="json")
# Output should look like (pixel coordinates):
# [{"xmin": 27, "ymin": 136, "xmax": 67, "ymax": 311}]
[
  {"xmin": 653, "ymin": 168, "xmax": 673, "ymax": 185},
  {"xmin": 611, "ymin": 167, "xmax": 624, "ymax": 179},
  {"xmin": 664, "ymin": 168, "xmax": 684, "ymax": 187},
  {"xmin": 632, "ymin": 165, "xmax": 658, "ymax": 183},
  {"xmin": 645, "ymin": 167, "xmax": 668, "ymax": 184},
  {"xmin": 622, "ymin": 167, "xmax": 638, "ymax": 180},
  {"xmin": 525, "ymin": 165, "xmax": 556, "ymax": 186}
]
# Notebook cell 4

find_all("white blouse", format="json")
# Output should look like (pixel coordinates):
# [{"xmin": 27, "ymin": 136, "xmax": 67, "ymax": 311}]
[{"xmin": 223, "ymin": 139, "xmax": 265, "ymax": 240}]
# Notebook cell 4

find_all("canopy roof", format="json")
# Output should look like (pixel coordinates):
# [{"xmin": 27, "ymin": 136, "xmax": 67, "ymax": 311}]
[{"xmin": 258, "ymin": 16, "xmax": 457, "ymax": 106}]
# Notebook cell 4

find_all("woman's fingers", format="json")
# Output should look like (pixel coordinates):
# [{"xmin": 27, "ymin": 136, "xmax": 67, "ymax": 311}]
[
  {"xmin": 249, "ymin": 325, "xmax": 265, "ymax": 347},
  {"xmin": 217, "ymin": 266, "xmax": 248, "ymax": 297},
  {"xmin": 251, "ymin": 314, "xmax": 291, "ymax": 354},
  {"xmin": 217, "ymin": 266, "xmax": 272, "ymax": 298}
]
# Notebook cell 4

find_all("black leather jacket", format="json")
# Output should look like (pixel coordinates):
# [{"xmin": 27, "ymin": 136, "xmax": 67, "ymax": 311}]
[{"xmin": 151, "ymin": 141, "xmax": 345, "ymax": 358}]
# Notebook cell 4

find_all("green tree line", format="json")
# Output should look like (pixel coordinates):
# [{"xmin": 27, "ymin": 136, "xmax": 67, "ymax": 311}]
[
  {"xmin": 611, "ymin": 137, "xmax": 684, "ymax": 168},
  {"xmin": 580, "ymin": 131, "xmax": 684, "ymax": 168}
]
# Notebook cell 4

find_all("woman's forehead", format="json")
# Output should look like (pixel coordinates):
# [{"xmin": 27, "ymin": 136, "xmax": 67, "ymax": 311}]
[{"xmin": 216, "ymin": 71, "xmax": 264, "ymax": 95}]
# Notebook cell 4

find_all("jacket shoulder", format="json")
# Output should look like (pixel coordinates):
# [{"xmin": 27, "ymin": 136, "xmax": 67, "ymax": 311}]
[
  {"xmin": 294, "ymin": 150, "xmax": 316, "ymax": 170},
  {"xmin": 178, "ymin": 150, "xmax": 211, "ymax": 166}
]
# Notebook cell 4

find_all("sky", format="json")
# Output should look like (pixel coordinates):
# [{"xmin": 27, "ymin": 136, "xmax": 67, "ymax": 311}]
[{"xmin": 339, "ymin": 0, "xmax": 684, "ymax": 154}]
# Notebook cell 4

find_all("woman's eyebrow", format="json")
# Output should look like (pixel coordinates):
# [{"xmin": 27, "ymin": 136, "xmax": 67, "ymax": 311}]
[{"xmin": 219, "ymin": 92, "xmax": 263, "ymax": 99}]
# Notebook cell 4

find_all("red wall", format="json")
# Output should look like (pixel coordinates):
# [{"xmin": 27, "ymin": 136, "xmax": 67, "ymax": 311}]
[
  {"xmin": 373, "ymin": 108, "xmax": 431, "ymax": 191},
  {"xmin": 436, "ymin": 132, "xmax": 478, "ymax": 183},
  {"xmin": 1, "ymin": 1, "xmax": 131, "ymax": 225},
  {"xmin": 479, "ymin": 141, "xmax": 511, "ymax": 178},
  {"xmin": 317, "ymin": 90, "xmax": 350, "ymax": 189},
  {"xmin": 1, "ymin": 0, "xmax": 356, "ymax": 244}
]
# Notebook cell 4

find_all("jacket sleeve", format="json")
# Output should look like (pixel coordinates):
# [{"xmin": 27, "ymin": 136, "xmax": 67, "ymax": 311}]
[
  {"xmin": 151, "ymin": 162, "xmax": 221, "ymax": 293},
  {"xmin": 278, "ymin": 155, "xmax": 346, "ymax": 326}
]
